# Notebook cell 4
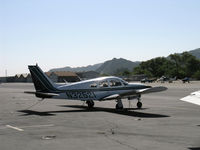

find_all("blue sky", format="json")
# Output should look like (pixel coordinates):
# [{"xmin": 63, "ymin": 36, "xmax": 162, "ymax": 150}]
[{"xmin": 0, "ymin": 0, "xmax": 200, "ymax": 76}]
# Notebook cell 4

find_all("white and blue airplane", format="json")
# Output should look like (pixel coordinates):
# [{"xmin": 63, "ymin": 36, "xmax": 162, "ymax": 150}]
[{"xmin": 25, "ymin": 65, "xmax": 167, "ymax": 110}]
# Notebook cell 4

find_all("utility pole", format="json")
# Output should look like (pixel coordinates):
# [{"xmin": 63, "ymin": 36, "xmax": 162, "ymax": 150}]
[
  {"xmin": 5, "ymin": 69, "xmax": 7, "ymax": 77},
  {"xmin": 5, "ymin": 69, "xmax": 7, "ymax": 82}
]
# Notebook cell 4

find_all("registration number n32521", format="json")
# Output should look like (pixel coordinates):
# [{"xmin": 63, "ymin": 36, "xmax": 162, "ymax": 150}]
[{"xmin": 66, "ymin": 91, "xmax": 96, "ymax": 99}]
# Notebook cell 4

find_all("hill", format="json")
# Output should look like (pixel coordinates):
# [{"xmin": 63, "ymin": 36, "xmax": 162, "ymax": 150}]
[
  {"xmin": 96, "ymin": 58, "xmax": 140, "ymax": 75},
  {"xmin": 49, "ymin": 58, "xmax": 140, "ymax": 75},
  {"xmin": 188, "ymin": 48, "xmax": 200, "ymax": 59},
  {"xmin": 49, "ymin": 63, "xmax": 102, "ymax": 72}
]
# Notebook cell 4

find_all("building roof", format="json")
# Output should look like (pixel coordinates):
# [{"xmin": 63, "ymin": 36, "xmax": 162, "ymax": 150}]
[
  {"xmin": 77, "ymin": 71, "xmax": 100, "ymax": 79},
  {"xmin": 45, "ymin": 72, "xmax": 52, "ymax": 76},
  {"xmin": 15, "ymin": 73, "xmax": 29, "ymax": 78},
  {"xmin": 21, "ymin": 74, "xmax": 29, "ymax": 78},
  {"xmin": 15, "ymin": 74, "xmax": 21, "ymax": 78}
]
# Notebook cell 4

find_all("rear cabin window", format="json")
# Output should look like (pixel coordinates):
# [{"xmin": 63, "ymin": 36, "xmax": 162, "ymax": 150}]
[
  {"xmin": 109, "ymin": 80, "xmax": 122, "ymax": 87},
  {"xmin": 99, "ymin": 80, "xmax": 109, "ymax": 88},
  {"xmin": 90, "ymin": 83, "xmax": 98, "ymax": 88}
]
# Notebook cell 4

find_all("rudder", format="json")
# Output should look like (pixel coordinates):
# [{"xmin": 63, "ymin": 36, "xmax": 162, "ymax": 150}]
[{"xmin": 28, "ymin": 65, "xmax": 58, "ymax": 92}]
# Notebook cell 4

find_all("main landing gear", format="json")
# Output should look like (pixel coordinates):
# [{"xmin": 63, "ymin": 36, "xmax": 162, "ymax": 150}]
[
  {"xmin": 116, "ymin": 98, "xmax": 123, "ymax": 110},
  {"xmin": 115, "ymin": 96, "xmax": 143, "ymax": 110},
  {"xmin": 86, "ymin": 100, "xmax": 94, "ymax": 109},
  {"xmin": 137, "ymin": 95, "xmax": 142, "ymax": 109},
  {"xmin": 85, "ymin": 97, "xmax": 142, "ymax": 110}
]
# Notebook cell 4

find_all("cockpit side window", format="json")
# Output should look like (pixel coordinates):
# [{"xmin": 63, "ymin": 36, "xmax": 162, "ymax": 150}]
[
  {"xmin": 99, "ymin": 80, "xmax": 109, "ymax": 88},
  {"xmin": 109, "ymin": 79, "xmax": 122, "ymax": 87}
]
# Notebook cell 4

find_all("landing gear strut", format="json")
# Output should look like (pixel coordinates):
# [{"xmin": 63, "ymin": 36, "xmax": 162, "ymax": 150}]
[
  {"xmin": 137, "ymin": 95, "xmax": 142, "ymax": 109},
  {"xmin": 86, "ymin": 100, "xmax": 94, "ymax": 109},
  {"xmin": 116, "ymin": 98, "xmax": 123, "ymax": 110}
]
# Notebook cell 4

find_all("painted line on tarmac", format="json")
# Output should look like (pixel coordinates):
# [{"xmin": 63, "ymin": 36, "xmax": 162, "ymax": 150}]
[
  {"xmin": 6, "ymin": 125, "xmax": 24, "ymax": 131},
  {"xmin": 0, "ymin": 124, "xmax": 54, "ymax": 131},
  {"xmin": 21, "ymin": 124, "xmax": 54, "ymax": 129}
]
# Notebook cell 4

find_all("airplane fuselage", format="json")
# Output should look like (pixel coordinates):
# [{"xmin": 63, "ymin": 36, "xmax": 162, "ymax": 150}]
[{"xmin": 52, "ymin": 77, "xmax": 150, "ymax": 101}]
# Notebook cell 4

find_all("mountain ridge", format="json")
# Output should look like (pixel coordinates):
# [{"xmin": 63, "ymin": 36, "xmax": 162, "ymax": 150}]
[
  {"xmin": 49, "ymin": 63, "xmax": 103, "ymax": 72},
  {"xmin": 48, "ymin": 48, "xmax": 200, "ymax": 75},
  {"xmin": 188, "ymin": 48, "xmax": 200, "ymax": 59},
  {"xmin": 49, "ymin": 58, "xmax": 140, "ymax": 75},
  {"xmin": 96, "ymin": 58, "xmax": 140, "ymax": 75}
]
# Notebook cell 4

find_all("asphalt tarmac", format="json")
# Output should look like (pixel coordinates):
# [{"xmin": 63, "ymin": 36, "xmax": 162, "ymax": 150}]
[{"xmin": 0, "ymin": 82, "xmax": 199, "ymax": 150}]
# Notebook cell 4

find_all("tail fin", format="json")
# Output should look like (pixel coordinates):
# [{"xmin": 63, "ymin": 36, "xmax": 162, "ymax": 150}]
[{"xmin": 28, "ymin": 65, "xmax": 58, "ymax": 93}]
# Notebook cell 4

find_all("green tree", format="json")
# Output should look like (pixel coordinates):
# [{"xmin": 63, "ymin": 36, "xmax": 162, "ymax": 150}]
[
  {"xmin": 133, "ymin": 52, "xmax": 200, "ymax": 79},
  {"xmin": 182, "ymin": 52, "xmax": 200, "ymax": 77},
  {"xmin": 193, "ymin": 70, "xmax": 200, "ymax": 80},
  {"xmin": 169, "ymin": 53, "xmax": 183, "ymax": 78},
  {"xmin": 133, "ymin": 57, "xmax": 171, "ymax": 78}
]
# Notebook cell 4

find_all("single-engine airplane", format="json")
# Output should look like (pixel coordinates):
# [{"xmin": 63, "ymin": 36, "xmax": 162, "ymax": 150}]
[{"xmin": 25, "ymin": 65, "xmax": 167, "ymax": 109}]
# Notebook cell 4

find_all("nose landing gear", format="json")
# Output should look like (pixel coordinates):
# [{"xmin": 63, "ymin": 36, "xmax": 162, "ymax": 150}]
[
  {"xmin": 137, "ymin": 101, "xmax": 142, "ymax": 109},
  {"xmin": 137, "ymin": 95, "xmax": 142, "ymax": 109}
]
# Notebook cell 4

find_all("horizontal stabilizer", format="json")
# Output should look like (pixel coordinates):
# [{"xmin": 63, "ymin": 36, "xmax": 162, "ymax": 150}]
[{"xmin": 137, "ymin": 86, "xmax": 167, "ymax": 94}]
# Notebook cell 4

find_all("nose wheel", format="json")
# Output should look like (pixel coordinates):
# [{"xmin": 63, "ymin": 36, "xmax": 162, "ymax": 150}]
[
  {"xmin": 137, "ymin": 101, "xmax": 142, "ymax": 109},
  {"xmin": 86, "ymin": 100, "xmax": 94, "ymax": 109},
  {"xmin": 137, "ymin": 95, "xmax": 142, "ymax": 109}
]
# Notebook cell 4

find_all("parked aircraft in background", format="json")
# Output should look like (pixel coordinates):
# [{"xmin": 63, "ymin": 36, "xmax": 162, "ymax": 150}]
[
  {"xmin": 25, "ymin": 65, "xmax": 167, "ymax": 110},
  {"xmin": 182, "ymin": 77, "xmax": 190, "ymax": 83},
  {"xmin": 141, "ymin": 78, "xmax": 156, "ymax": 83}
]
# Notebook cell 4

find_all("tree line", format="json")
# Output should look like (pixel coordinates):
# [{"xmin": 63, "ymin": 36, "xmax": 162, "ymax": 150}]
[{"xmin": 133, "ymin": 52, "xmax": 200, "ymax": 79}]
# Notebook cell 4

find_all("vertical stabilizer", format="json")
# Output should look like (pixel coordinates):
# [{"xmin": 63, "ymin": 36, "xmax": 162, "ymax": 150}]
[{"xmin": 28, "ymin": 65, "xmax": 58, "ymax": 92}]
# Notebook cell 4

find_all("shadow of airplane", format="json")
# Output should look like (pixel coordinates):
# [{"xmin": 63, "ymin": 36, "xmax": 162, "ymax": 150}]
[
  {"xmin": 18, "ymin": 105, "xmax": 169, "ymax": 118},
  {"xmin": 188, "ymin": 147, "xmax": 200, "ymax": 150}
]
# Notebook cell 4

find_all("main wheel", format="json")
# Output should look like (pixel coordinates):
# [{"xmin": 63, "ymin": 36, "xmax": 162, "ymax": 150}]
[
  {"xmin": 116, "ymin": 103, "xmax": 123, "ymax": 110},
  {"xmin": 86, "ymin": 100, "xmax": 94, "ymax": 109},
  {"xmin": 137, "ymin": 101, "xmax": 142, "ymax": 109}
]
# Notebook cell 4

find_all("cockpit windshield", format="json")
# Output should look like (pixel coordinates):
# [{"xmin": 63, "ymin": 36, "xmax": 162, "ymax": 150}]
[{"xmin": 121, "ymin": 79, "xmax": 128, "ymax": 86}]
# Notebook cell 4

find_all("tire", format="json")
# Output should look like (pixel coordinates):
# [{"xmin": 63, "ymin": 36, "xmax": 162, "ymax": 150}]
[
  {"xmin": 86, "ymin": 100, "xmax": 94, "ymax": 108},
  {"xmin": 137, "ymin": 101, "xmax": 142, "ymax": 109},
  {"xmin": 116, "ymin": 103, "xmax": 123, "ymax": 110}
]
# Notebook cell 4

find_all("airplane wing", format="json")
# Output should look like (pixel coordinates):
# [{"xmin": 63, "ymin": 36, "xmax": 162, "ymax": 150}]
[
  {"xmin": 102, "ymin": 94, "xmax": 120, "ymax": 100},
  {"xmin": 136, "ymin": 86, "xmax": 167, "ymax": 94},
  {"xmin": 24, "ymin": 91, "xmax": 59, "ymax": 97},
  {"xmin": 102, "ymin": 86, "xmax": 167, "ymax": 101},
  {"xmin": 180, "ymin": 91, "xmax": 200, "ymax": 106}
]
